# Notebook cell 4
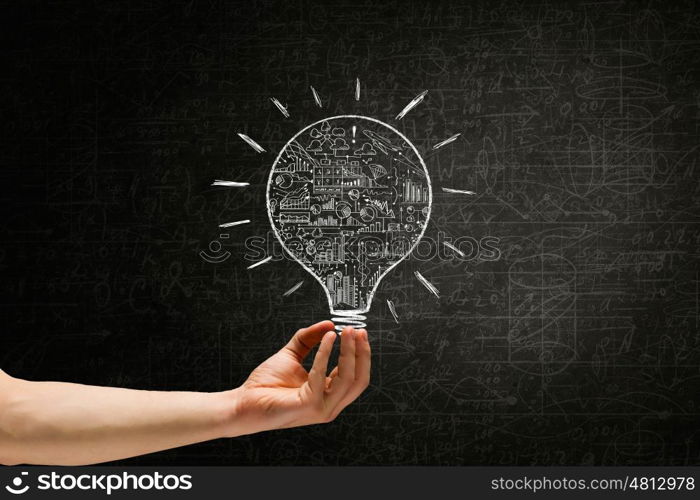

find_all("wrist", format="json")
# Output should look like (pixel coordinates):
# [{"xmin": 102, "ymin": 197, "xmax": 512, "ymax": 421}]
[{"xmin": 214, "ymin": 386, "xmax": 256, "ymax": 438}]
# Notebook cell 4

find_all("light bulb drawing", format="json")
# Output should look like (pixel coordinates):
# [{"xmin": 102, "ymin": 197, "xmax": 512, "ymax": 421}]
[
  {"xmin": 209, "ymin": 80, "xmax": 478, "ymax": 330},
  {"xmin": 266, "ymin": 115, "xmax": 432, "ymax": 329}
]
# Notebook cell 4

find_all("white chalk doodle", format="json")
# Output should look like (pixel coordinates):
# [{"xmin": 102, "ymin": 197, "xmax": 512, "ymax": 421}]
[{"xmin": 267, "ymin": 115, "xmax": 432, "ymax": 328}]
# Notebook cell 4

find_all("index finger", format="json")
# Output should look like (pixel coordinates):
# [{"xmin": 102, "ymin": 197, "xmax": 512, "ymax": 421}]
[{"xmin": 283, "ymin": 320, "xmax": 335, "ymax": 360}]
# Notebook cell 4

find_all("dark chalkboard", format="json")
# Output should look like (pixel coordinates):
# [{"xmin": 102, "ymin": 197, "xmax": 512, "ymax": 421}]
[{"xmin": 2, "ymin": 0, "xmax": 700, "ymax": 465}]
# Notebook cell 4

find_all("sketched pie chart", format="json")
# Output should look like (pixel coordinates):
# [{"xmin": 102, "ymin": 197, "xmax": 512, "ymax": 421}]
[
  {"xmin": 360, "ymin": 206, "xmax": 376, "ymax": 222},
  {"xmin": 336, "ymin": 202, "xmax": 352, "ymax": 219},
  {"xmin": 275, "ymin": 173, "xmax": 293, "ymax": 189}
]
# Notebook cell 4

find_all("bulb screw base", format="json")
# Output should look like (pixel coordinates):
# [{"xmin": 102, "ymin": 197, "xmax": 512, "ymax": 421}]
[{"xmin": 331, "ymin": 312, "xmax": 367, "ymax": 331}]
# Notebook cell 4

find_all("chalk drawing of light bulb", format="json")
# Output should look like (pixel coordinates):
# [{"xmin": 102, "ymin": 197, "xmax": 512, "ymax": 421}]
[{"xmin": 267, "ymin": 115, "xmax": 432, "ymax": 330}]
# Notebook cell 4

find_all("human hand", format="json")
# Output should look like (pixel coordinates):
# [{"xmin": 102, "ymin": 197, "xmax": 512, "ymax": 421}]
[
  {"xmin": 226, "ymin": 321, "xmax": 371, "ymax": 436},
  {"xmin": 0, "ymin": 322, "xmax": 369, "ymax": 465}
]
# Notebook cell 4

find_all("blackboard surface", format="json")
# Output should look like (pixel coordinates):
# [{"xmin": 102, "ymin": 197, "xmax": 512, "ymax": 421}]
[{"xmin": 2, "ymin": 0, "xmax": 699, "ymax": 465}]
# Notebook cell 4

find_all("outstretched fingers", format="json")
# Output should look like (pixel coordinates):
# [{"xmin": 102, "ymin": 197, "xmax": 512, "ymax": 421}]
[
  {"xmin": 303, "ymin": 326, "xmax": 372, "ymax": 424},
  {"xmin": 337, "ymin": 326, "xmax": 357, "ymax": 381},
  {"xmin": 329, "ymin": 328, "xmax": 371, "ymax": 418},
  {"xmin": 322, "ymin": 326, "xmax": 355, "ymax": 414},
  {"xmin": 308, "ymin": 331, "xmax": 336, "ymax": 395},
  {"xmin": 321, "ymin": 327, "xmax": 372, "ymax": 418}
]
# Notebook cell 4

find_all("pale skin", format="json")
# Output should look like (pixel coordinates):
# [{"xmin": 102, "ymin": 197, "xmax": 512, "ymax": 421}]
[{"xmin": 0, "ymin": 321, "xmax": 370, "ymax": 466}]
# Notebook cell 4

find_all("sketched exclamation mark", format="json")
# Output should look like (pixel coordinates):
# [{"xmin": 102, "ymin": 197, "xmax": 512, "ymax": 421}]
[{"xmin": 352, "ymin": 125, "xmax": 356, "ymax": 143}]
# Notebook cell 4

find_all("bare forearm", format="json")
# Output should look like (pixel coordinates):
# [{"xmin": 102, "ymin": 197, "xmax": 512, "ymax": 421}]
[
  {"xmin": 0, "ymin": 322, "xmax": 370, "ymax": 466},
  {"xmin": 0, "ymin": 374, "xmax": 241, "ymax": 465}
]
